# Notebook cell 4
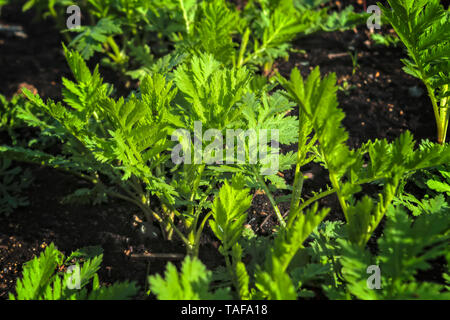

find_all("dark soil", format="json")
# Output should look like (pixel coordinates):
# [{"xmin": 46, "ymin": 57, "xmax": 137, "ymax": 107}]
[{"xmin": 0, "ymin": 0, "xmax": 444, "ymax": 299}]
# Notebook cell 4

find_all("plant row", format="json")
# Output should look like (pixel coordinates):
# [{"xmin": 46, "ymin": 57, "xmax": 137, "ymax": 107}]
[{"xmin": 0, "ymin": 0, "xmax": 449, "ymax": 300}]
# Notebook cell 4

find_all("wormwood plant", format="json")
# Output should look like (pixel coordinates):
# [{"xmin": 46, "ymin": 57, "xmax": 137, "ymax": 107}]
[
  {"xmin": 0, "ymin": 158, "xmax": 32, "ymax": 216},
  {"xmin": 0, "ymin": 47, "xmax": 296, "ymax": 256},
  {"xmin": 275, "ymin": 67, "xmax": 450, "ymax": 247},
  {"xmin": 22, "ymin": 0, "xmax": 366, "ymax": 78},
  {"xmin": 148, "ymin": 255, "xmax": 231, "ymax": 299},
  {"xmin": 0, "ymin": 92, "xmax": 57, "ymax": 149},
  {"xmin": 9, "ymin": 243, "xmax": 138, "ymax": 300},
  {"xmin": 148, "ymin": 66, "xmax": 450, "ymax": 299},
  {"xmin": 10, "ymin": 176, "xmax": 449, "ymax": 300},
  {"xmin": 149, "ymin": 176, "xmax": 449, "ymax": 300},
  {"xmin": 4, "ymin": 57, "xmax": 449, "ymax": 300},
  {"xmin": 334, "ymin": 206, "xmax": 449, "ymax": 300},
  {"xmin": 149, "ymin": 176, "xmax": 330, "ymax": 300},
  {"xmin": 1, "ymin": 93, "xmax": 25, "ymax": 146},
  {"xmin": 394, "ymin": 158, "xmax": 449, "ymax": 216},
  {"xmin": 0, "ymin": 94, "xmax": 36, "ymax": 216},
  {"xmin": 3, "ymin": 46, "xmax": 448, "ymax": 254},
  {"xmin": 379, "ymin": 0, "xmax": 450, "ymax": 144},
  {"xmin": 170, "ymin": 0, "xmax": 366, "ymax": 74}
]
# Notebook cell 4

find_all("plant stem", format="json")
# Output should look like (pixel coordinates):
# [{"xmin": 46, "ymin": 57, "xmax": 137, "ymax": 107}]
[
  {"xmin": 287, "ymin": 111, "xmax": 310, "ymax": 228},
  {"xmin": 297, "ymin": 188, "xmax": 337, "ymax": 213},
  {"xmin": 438, "ymin": 84, "xmax": 449, "ymax": 144},
  {"xmin": 192, "ymin": 211, "xmax": 213, "ymax": 257},
  {"xmin": 287, "ymin": 164, "xmax": 304, "ymax": 229},
  {"xmin": 185, "ymin": 164, "xmax": 206, "ymax": 255},
  {"xmin": 425, "ymin": 82, "xmax": 446, "ymax": 144},
  {"xmin": 179, "ymin": 0, "xmax": 192, "ymax": 34},
  {"xmin": 224, "ymin": 253, "xmax": 240, "ymax": 298},
  {"xmin": 330, "ymin": 173, "xmax": 349, "ymax": 221},
  {"xmin": 161, "ymin": 211, "xmax": 191, "ymax": 249},
  {"xmin": 254, "ymin": 169, "xmax": 286, "ymax": 228},
  {"xmin": 403, "ymin": 40, "xmax": 447, "ymax": 144}
]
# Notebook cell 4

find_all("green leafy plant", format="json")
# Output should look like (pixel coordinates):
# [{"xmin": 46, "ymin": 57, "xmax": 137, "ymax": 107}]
[
  {"xmin": 69, "ymin": 17, "xmax": 123, "ymax": 61},
  {"xmin": 370, "ymin": 33, "xmax": 401, "ymax": 48},
  {"xmin": 0, "ymin": 158, "xmax": 32, "ymax": 216},
  {"xmin": 334, "ymin": 206, "xmax": 449, "ymax": 300},
  {"xmin": 8, "ymin": 50, "xmax": 447, "ymax": 256},
  {"xmin": 1, "ymin": 93, "xmax": 26, "ymax": 146},
  {"xmin": 278, "ymin": 67, "xmax": 450, "ymax": 248},
  {"xmin": 149, "ymin": 171, "xmax": 449, "ymax": 300},
  {"xmin": 319, "ymin": 5, "xmax": 367, "ymax": 31},
  {"xmin": 338, "ymin": 80, "xmax": 356, "ymax": 96},
  {"xmin": 233, "ymin": 1, "xmax": 366, "ymax": 73},
  {"xmin": 2, "ymin": 31, "xmax": 449, "ymax": 301},
  {"xmin": 148, "ymin": 178, "xmax": 329, "ymax": 300},
  {"xmin": 1, "ymin": 47, "xmax": 296, "ymax": 257},
  {"xmin": 148, "ymin": 255, "xmax": 231, "ymax": 299},
  {"xmin": 23, "ymin": 0, "xmax": 167, "ymax": 75},
  {"xmin": 9, "ymin": 243, "xmax": 139, "ymax": 300},
  {"xmin": 1, "ymin": 92, "xmax": 56, "ymax": 149},
  {"xmin": 207, "ymin": 67, "xmax": 450, "ymax": 299},
  {"xmin": 23, "ymin": 0, "xmax": 72, "ymax": 18},
  {"xmin": 379, "ymin": 0, "xmax": 450, "ymax": 144},
  {"xmin": 348, "ymin": 49, "xmax": 359, "ymax": 75},
  {"xmin": 208, "ymin": 175, "xmax": 253, "ymax": 299},
  {"xmin": 0, "ymin": 94, "xmax": 40, "ymax": 216},
  {"xmin": 394, "ymin": 152, "xmax": 449, "ymax": 216},
  {"xmin": 22, "ymin": 0, "xmax": 367, "ymax": 79}
]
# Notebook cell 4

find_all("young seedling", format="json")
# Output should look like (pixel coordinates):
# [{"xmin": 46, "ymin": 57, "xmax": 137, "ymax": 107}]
[{"xmin": 348, "ymin": 49, "xmax": 359, "ymax": 75}]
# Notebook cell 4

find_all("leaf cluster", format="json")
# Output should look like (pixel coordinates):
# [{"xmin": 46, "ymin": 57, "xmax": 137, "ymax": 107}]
[{"xmin": 9, "ymin": 243, "xmax": 138, "ymax": 300}]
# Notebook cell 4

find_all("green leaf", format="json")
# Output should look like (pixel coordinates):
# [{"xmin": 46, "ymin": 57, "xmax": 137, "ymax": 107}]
[
  {"xmin": 10, "ymin": 243, "xmax": 62, "ymax": 300},
  {"xmin": 209, "ymin": 176, "xmax": 252, "ymax": 252},
  {"xmin": 149, "ymin": 256, "xmax": 231, "ymax": 300},
  {"xmin": 69, "ymin": 18, "xmax": 123, "ymax": 60}
]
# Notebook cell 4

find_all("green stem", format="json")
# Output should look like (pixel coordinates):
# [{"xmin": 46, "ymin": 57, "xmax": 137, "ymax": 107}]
[
  {"xmin": 105, "ymin": 36, "xmax": 127, "ymax": 64},
  {"xmin": 236, "ymin": 28, "xmax": 250, "ymax": 68},
  {"xmin": 402, "ymin": 38, "xmax": 447, "ymax": 144},
  {"xmin": 92, "ymin": 111, "xmax": 108, "ymax": 138},
  {"xmin": 254, "ymin": 169, "xmax": 286, "ymax": 228},
  {"xmin": 438, "ymin": 84, "xmax": 449, "ymax": 144},
  {"xmin": 330, "ymin": 173, "xmax": 349, "ymax": 221},
  {"xmin": 315, "ymin": 133, "xmax": 348, "ymax": 220},
  {"xmin": 192, "ymin": 211, "xmax": 213, "ymax": 257},
  {"xmin": 297, "ymin": 188, "xmax": 337, "ymax": 213},
  {"xmin": 186, "ymin": 178, "xmax": 216, "ymax": 256},
  {"xmin": 179, "ymin": 0, "xmax": 192, "ymax": 34},
  {"xmin": 185, "ymin": 164, "xmax": 206, "ymax": 254},
  {"xmin": 224, "ymin": 253, "xmax": 240, "ymax": 298},
  {"xmin": 161, "ymin": 210, "xmax": 191, "ymax": 249},
  {"xmin": 424, "ymin": 82, "xmax": 446, "ymax": 144},
  {"xmin": 287, "ymin": 164, "xmax": 304, "ymax": 229},
  {"xmin": 287, "ymin": 111, "xmax": 310, "ymax": 228},
  {"xmin": 107, "ymin": 190, "xmax": 152, "ymax": 217}
]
